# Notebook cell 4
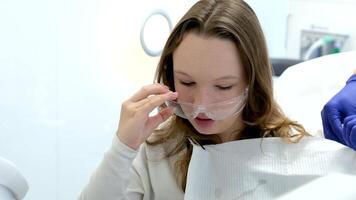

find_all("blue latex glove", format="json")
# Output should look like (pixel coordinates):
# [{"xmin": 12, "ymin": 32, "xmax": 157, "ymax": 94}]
[
  {"xmin": 321, "ymin": 74, "xmax": 356, "ymax": 148},
  {"xmin": 343, "ymin": 115, "xmax": 356, "ymax": 150}
]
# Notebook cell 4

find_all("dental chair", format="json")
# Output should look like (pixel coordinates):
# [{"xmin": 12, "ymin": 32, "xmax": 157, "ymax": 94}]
[
  {"xmin": 274, "ymin": 51, "xmax": 356, "ymax": 136},
  {"xmin": 271, "ymin": 58, "xmax": 303, "ymax": 76},
  {"xmin": 0, "ymin": 157, "xmax": 29, "ymax": 200}
]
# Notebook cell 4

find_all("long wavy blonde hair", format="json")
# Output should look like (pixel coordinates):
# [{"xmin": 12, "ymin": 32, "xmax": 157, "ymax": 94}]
[{"xmin": 147, "ymin": 0, "xmax": 309, "ymax": 191}]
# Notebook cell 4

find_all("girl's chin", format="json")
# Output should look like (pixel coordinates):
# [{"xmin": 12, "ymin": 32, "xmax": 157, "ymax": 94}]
[
  {"xmin": 191, "ymin": 123, "xmax": 218, "ymax": 135},
  {"xmin": 195, "ymin": 129, "xmax": 216, "ymax": 135}
]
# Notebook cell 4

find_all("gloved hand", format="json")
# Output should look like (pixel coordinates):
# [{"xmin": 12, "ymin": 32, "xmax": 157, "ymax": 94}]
[
  {"xmin": 321, "ymin": 74, "xmax": 356, "ymax": 148},
  {"xmin": 342, "ymin": 115, "xmax": 356, "ymax": 150}
]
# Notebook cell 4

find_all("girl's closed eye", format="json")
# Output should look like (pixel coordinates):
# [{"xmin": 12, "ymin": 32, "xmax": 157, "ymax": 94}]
[
  {"xmin": 216, "ymin": 85, "xmax": 233, "ymax": 90},
  {"xmin": 180, "ymin": 81, "xmax": 196, "ymax": 87}
]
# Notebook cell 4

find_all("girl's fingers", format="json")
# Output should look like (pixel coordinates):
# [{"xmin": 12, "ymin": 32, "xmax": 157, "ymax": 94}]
[
  {"xmin": 139, "ymin": 92, "xmax": 178, "ymax": 114},
  {"xmin": 129, "ymin": 84, "xmax": 170, "ymax": 102},
  {"xmin": 146, "ymin": 107, "xmax": 174, "ymax": 131}
]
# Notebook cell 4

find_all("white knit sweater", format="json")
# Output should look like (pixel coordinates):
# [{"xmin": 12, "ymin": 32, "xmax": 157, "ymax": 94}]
[{"xmin": 78, "ymin": 136, "xmax": 184, "ymax": 200}]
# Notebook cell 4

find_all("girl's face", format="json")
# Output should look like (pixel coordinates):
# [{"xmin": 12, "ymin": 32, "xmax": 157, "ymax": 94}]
[{"xmin": 172, "ymin": 32, "xmax": 248, "ymax": 142}]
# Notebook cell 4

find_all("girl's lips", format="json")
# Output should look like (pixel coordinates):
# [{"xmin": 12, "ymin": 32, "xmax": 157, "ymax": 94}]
[
  {"xmin": 196, "ymin": 114, "xmax": 211, "ymax": 120},
  {"xmin": 196, "ymin": 117, "xmax": 211, "ymax": 120},
  {"xmin": 194, "ymin": 118, "xmax": 215, "ymax": 128}
]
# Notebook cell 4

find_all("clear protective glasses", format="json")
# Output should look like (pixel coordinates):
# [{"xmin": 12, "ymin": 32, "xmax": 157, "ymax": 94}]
[{"xmin": 165, "ymin": 88, "xmax": 248, "ymax": 121}]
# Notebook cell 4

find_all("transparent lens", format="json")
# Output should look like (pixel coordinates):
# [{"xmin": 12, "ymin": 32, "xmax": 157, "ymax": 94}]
[{"xmin": 165, "ymin": 88, "xmax": 248, "ymax": 120}]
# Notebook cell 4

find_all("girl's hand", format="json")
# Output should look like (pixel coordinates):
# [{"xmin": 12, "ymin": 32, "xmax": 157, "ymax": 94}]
[{"xmin": 116, "ymin": 84, "xmax": 178, "ymax": 150}]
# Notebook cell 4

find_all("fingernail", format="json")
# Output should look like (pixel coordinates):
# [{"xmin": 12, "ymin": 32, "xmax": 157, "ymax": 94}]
[{"xmin": 166, "ymin": 92, "xmax": 177, "ymax": 97}]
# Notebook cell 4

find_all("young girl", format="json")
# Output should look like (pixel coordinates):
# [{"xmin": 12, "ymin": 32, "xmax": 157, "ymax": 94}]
[{"xmin": 79, "ymin": 0, "xmax": 309, "ymax": 199}]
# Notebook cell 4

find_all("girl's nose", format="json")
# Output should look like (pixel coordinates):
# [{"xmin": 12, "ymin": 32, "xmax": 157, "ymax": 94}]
[{"xmin": 192, "ymin": 89, "xmax": 210, "ymax": 106}]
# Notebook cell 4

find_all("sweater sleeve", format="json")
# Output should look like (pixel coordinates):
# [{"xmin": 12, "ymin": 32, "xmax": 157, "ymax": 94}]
[{"xmin": 78, "ymin": 136, "xmax": 145, "ymax": 200}]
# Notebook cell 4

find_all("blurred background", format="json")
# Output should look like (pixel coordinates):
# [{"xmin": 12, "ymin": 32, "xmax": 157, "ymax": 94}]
[{"xmin": 0, "ymin": 0, "xmax": 355, "ymax": 199}]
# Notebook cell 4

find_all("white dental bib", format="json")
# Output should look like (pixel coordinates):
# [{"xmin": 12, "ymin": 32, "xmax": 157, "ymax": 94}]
[{"xmin": 184, "ymin": 137, "xmax": 356, "ymax": 199}]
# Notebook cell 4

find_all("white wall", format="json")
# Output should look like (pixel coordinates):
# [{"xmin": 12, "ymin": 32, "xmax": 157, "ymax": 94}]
[
  {"xmin": 0, "ymin": 0, "xmax": 194, "ymax": 199},
  {"xmin": 246, "ymin": 0, "xmax": 290, "ymax": 58}
]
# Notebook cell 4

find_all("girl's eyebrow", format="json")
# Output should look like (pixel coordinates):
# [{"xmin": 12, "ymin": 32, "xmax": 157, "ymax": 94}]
[
  {"xmin": 215, "ymin": 76, "xmax": 239, "ymax": 81},
  {"xmin": 174, "ymin": 70, "xmax": 191, "ymax": 77},
  {"xmin": 174, "ymin": 70, "xmax": 239, "ymax": 80}
]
